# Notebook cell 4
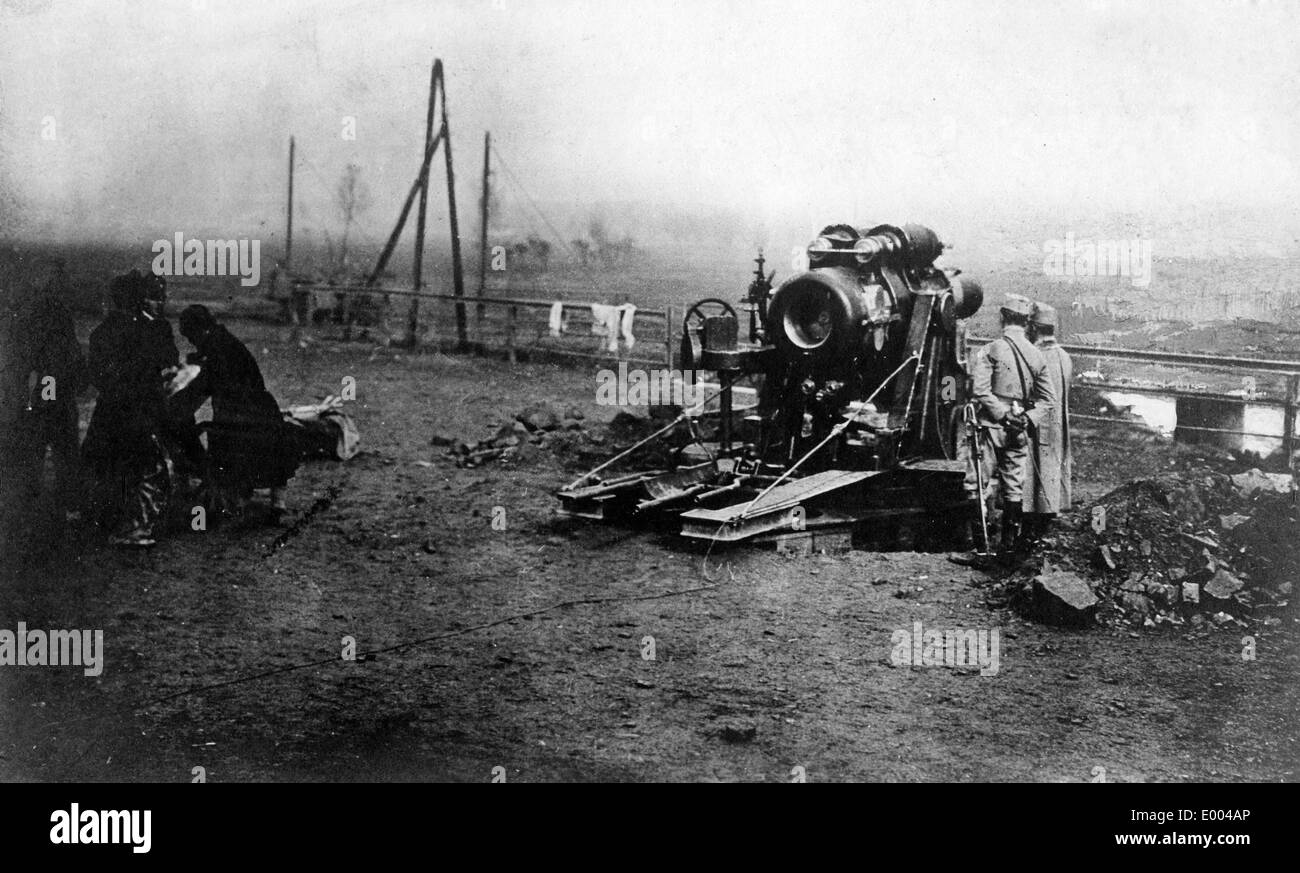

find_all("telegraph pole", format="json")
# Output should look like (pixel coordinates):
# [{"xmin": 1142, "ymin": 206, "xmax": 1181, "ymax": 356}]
[
  {"xmin": 441, "ymin": 61, "xmax": 467, "ymax": 350},
  {"xmin": 478, "ymin": 131, "xmax": 490, "ymax": 320},
  {"xmin": 408, "ymin": 61, "xmax": 439, "ymax": 348},
  {"xmin": 362, "ymin": 58, "xmax": 465, "ymax": 349},
  {"xmin": 285, "ymin": 136, "xmax": 295, "ymax": 271}
]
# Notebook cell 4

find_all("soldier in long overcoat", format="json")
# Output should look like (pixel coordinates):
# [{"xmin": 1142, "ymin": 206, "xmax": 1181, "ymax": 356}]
[
  {"xmin": 959, "ymin": 293, "xmax": 1057, "ymax": 554},
  {"xmin": 1022, "ymin": 302, "xmax": 1072, "ymax": 541}
]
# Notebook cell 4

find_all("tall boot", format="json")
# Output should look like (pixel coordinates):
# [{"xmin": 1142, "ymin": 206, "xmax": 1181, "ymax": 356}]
[
  {"xmin": 999, "ymin": 504, "xmax": 1022, "ymax": 559},
  {"xmin": 1019, "ymin": 513, "xmax": 1047, "ymax": 553}
]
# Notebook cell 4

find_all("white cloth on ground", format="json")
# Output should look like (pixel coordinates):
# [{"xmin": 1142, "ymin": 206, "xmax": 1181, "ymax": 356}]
[{"xmin": 548, "ymin": 301, "xmax": 566, "ymax": 337}]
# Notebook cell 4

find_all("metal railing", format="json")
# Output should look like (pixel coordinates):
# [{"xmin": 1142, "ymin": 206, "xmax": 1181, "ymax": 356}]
[{"xmin": 970, "ymin": 334, "xmax": 1300, "ymax": 459}]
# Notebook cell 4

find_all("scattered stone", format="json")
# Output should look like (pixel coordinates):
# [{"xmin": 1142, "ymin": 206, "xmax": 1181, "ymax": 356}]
[
  {"xmin": 1181, "ymin": 531, "xmax": 1220, "ymax": 550},
  {"xmin": 1204, "ymin": 569, "xmax": 1244, "ymax": 600},
  {"xmin": 1119, "ymin": 591, "xmax": 1152, "ymax": 617},
  {"xmin": 1029, "ymin": 566, "xmax": 1099, "ymax": 626},
  {"xmin": 517, "ymin": 402, "xmax": 562, "ymax": 432},
  {"xmin": 1231, "ymin": 468, "xmax": 1294, "ymax": 496},
  {"xmin": 719, "ymin": 720, "xmax": 757, "ymax": 743},
  {"xmin": 429, "ymin": 431, "xmax": 457, "ymax": 447},
  {"xmin": 1219, "ymin": 513, "xmax": 1250, "ymax": 531},
  {"xmin": 607, "ymin": 411, "xmax": 661, "ymax": 443},
  {"xmin": 1120, "ymin": 573, "xmax": 1145, "ymax": 593},
  {"xmin": 1145, "ymin": 582, "xmax": 1178, "ymax": 607},
  {"xmin": 1181, "ymin": 582, "xmax": 1200, "ymax": 604}
]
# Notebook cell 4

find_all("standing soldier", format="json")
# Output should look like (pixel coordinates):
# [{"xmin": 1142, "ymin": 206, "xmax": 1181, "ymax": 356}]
[
  {"xmin": 139, "ymin": 271, "xmax": 181, "ymax": 375},
  {"xmin": 82, "ymin": 270, "xmax": 175, "ymax": 547},
  {"xmin": 961, "ymin": 293, "xmax": 1057, "ymax": 557},
  {"xmin": 0, "ymin": 255, "xmax": 32, "ymax": 546},
  {"xmin": 1022, "ymin": 301, "xmax": 1072, "ymax": 544},
  {"xmin": 141, "ymin": 272, "xmax": 204, "ymax": 482},
  {"xmin": 19, "ymin": 260, "xmax": 87, "ymax": 520}
]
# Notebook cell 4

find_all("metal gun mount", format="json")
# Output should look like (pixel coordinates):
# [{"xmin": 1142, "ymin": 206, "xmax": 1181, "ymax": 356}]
[{"xmin": 558, "ymin": 222, "xmax": 985, "ymax": 549}]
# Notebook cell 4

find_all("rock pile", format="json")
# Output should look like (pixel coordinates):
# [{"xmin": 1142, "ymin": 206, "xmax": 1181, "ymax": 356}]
[
  {"xmin": 430, "ymin": 404, "xmax": 684, "ymax": 470},
  {"xmin": 431, "ymin": 402, "xmax": 592, "ymax": 468},
  {"xmin": 1012, "ymin": 468, "xmax": 1296, "ymax": 629}
]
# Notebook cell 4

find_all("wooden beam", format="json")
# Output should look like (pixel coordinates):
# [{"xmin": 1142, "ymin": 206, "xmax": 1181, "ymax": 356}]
[
  {"xmin": 364, "ymin": 126, "xmax": 444, "ymax": 289},
  {"xmin": 439, "ymin": 61, "xmax": 468, "ymax": 350},
  {"xmin": 407, "ymin": 60, "xmax": 440, "ymax": 347}
]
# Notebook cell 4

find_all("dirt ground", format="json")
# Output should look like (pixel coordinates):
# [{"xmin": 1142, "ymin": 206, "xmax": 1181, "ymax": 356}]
[{"xmin": 1, "ymin": 320, "xmax": 1297, "ymax": 783}]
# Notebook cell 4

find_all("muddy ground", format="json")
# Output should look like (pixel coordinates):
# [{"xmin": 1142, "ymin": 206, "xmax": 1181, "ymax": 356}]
[{"xmin": 1, "ymin": 321, "xmax": 1297, "ymax": 782}]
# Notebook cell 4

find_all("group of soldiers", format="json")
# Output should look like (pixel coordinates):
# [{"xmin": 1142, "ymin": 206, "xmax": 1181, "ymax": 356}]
[
  {"xmin": 960, "ymin": 292, "xmax": 1073, "ymax": 560},
  {"xmin": 1, "ymin": 260, "xmax": 298, "ymax": 549}
]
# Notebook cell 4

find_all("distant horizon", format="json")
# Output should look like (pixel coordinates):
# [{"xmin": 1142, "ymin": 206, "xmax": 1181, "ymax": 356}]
[
  {"xmin": 4, "ymin": 0, "xmax": 1297, "ymax": 247},
  {"xmin": 7, "ymin": 198, "xmax": 1297, "ymax": 268}
]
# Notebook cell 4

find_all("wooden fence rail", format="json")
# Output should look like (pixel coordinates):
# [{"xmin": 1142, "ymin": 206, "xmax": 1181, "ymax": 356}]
[{"xmin": 302, "ymin": 284, "xmax": 677, "ymax": 368}]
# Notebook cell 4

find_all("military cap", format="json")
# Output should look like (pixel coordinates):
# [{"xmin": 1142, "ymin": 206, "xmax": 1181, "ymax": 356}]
[
  {"xmin": 1000, "ymin": 293, "xmax": 1033, "ymax": 317},
  {"xmin": 1030, "ymin": 301, "xmax": 1058, "ymax": 327}
]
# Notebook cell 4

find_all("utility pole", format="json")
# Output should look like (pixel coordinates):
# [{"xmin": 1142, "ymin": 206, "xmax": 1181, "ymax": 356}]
[
  {"xmin": 408, "ymin": 61, "xmax": 439, "ymax": 348},
  {"xmin": 285, "ymin": 136, "xmax": 295, "ymax": 272},
  {"xmin": 286, "ymin": 136, "xmax": 301, "ymax": 339},
  {"xmin": 363, "ymin": 58, "xmax": 465, "ymax": 349},
  {"xmin": 477, "ymin": 131, "xmax": 490, "ymax": 322},
  {"xmin": 441, "ymin": 60, "xmax": 467, "ymax": 351}
]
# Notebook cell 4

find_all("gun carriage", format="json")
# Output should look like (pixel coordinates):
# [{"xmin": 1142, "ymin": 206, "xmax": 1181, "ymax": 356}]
[{"xmin": 558, "ymin": 222, "xmax": 985, "ymax": 548}]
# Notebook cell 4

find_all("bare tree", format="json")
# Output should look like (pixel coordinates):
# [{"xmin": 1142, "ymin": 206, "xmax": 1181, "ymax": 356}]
[
  {"xmin": 587, "ymin": 214, "xmax": 611, "ymax": 268},
  {"xmin": 616, "ymin": 234, "xmax": 636, "ymax": 265},
  {"xmin": 526, "ymin": 235, "xmax": 551, "ymax": 271}
]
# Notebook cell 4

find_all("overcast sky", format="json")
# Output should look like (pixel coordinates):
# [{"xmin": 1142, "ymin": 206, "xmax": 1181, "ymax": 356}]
[{"xmin": 2, "ymin": 0, "xmax": 1297, "ymax": 246}]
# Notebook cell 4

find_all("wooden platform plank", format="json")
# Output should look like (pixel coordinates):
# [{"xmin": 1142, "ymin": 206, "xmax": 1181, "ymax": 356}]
[
  {"xmin": 900, "ymin": 458, "xmax": 966, "ymax": 473},
  {"xmin": 681, "ymin": 469, "xmax": 878, "ymax": 524}
]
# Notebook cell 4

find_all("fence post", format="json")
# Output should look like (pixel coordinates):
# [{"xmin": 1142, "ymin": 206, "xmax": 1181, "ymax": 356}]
[
  {"xmin": 507, "ymin": 305, "xmax": 518, "ymax": 365},
  {"xmin": 1284, "ymin": 373, "xmax": 1298, "ymax": 469},
  {"xmin": 664, "ymin": 303, "xmax": 675, "ymax": 369}
]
